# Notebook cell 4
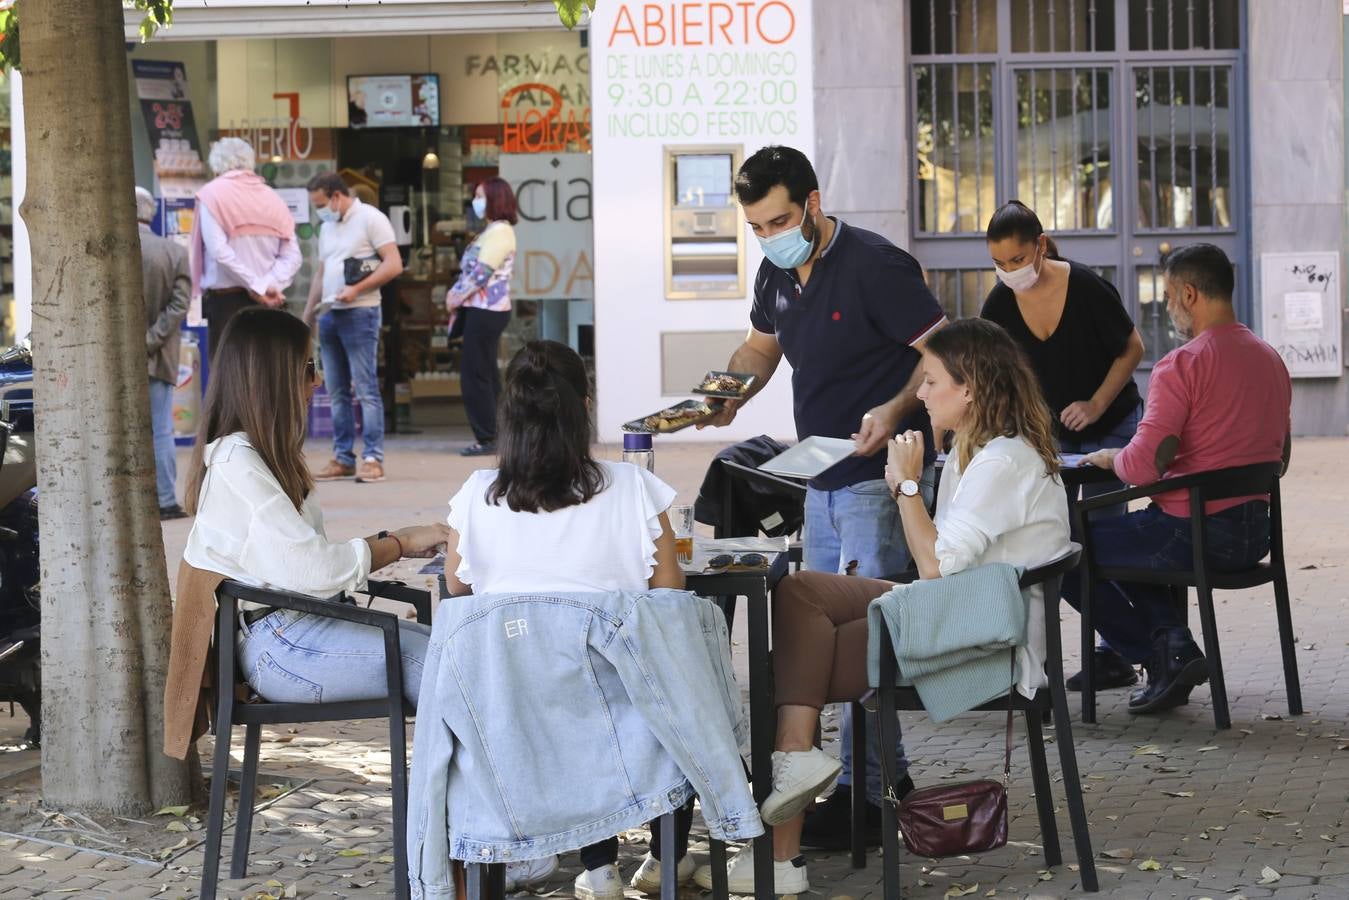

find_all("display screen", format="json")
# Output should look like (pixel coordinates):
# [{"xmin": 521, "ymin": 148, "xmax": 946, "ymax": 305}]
[
  {"xmin": 675, "ymin": 154, "xmax": 733, "ymax": 207},
  {"xmin": 347, "ymin": 74, "xmax": 440, "ymax": 128}
]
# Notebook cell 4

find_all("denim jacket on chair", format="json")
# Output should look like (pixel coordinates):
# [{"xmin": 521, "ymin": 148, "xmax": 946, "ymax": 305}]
[{"xmin": 407, "ymin": 588, "xmax": 763, "ymax": 899}]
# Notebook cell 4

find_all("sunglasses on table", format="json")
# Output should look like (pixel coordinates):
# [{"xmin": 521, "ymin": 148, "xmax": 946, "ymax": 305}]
[{"xmin": 705, "ymin": 552, "xmax": 769, "ymax": 571}]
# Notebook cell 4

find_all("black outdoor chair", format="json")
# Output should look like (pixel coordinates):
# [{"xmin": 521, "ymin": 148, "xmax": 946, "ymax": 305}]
[
  {"xmin": 1073, "ymin": 461, "xmax": 1300, "ymax": 731},
  {"xmin": 874, "ymin": 546, "xmax": 1099, "ymax": 899},
  {"xmin": 200, "ymin": 578, "xmax": 433, "ymax": 900}
]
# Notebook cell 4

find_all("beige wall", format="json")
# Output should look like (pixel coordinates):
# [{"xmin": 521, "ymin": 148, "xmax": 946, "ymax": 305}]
[
  {"xmin": 214, "ymin": 30, "xmax": 588, "ymax": 130},
  {"xmin": 1249, "ymin": 0, "xmax": 1348, "ymax": 435}
]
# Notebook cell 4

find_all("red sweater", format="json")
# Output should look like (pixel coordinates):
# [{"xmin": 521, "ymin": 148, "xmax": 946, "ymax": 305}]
[{"xmin": 1115, "ymin": 323, "xmax": 1291, "ymax": 517}]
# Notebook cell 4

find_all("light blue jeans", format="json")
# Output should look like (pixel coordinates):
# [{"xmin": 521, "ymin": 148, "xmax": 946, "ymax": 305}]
[
  {"xmin": 149, "ymin": 377, "xmax": 178, "ymax": 508},
  {"xmin": 803, "ymin": 470, "xmax": 935, "ymax": 804},
  {"xmin": 319, "ymin": 306, "xmax": 385, "ymax": 466},
  {"xmin": 236, "ymin": 607, "xmax": 430, "ymax": 707}
]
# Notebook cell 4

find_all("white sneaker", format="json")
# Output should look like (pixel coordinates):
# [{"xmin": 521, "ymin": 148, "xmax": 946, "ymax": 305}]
[
  {"xmin": 503, "ymin": 854, "xmax": 559, "ymax": 892},
  {"xmin": 574, "ymin": 863, "xmax": 626, "ymax": 900},
  {"xmin": 630, "ymin": 851, "xmax": 697, "ymax": 894},
  {"xmin": 760, "ymin": 747, "xmax": 843, "ymax": 826},
  {"xmin": 693, "ymin": 845, "xmax": 809, "ymax": 895}
]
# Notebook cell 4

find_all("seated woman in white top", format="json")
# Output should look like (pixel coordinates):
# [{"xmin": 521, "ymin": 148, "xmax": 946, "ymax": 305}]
[
  {"xmin": 180, "ymin": 307, "xmax": 449, "ymax": 707},
  {"xmin": 442, "ymin": 340, "xmax": 691, "ymax": 900},
  {"xmin": 703, "ymin": 317, "xmax": 1071, "ymax": 894}
]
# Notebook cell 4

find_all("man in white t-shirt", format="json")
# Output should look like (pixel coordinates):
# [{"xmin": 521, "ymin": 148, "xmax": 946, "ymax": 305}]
[{"xmin": 302, "ymin": 172, "xmax": 403, "ymax": 484}]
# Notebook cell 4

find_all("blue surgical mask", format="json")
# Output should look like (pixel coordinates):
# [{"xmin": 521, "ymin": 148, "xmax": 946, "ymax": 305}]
[
  {"xmin": 756, "ymin": 213, "xmax": 817, "ymax": 270},
  {"xmin": 316, "ymin": 206, "xmax": 339, "ymax": 225},
  {"xmin": 472, "ymin": 196, "xmax": 488, "ymax": 219}
]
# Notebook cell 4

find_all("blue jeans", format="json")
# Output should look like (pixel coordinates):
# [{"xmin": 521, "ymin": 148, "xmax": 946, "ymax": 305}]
[
  {"xmin": 237, "ymin": 607, "xmax": 430, "ymax": 707},
  {"xmin": 1061, "ymin": 405, "xmax": 1139, "ymax": 652},
  {"xmin": 149, "ymin": 377, "xmax": 178, "ymax": 508},
  {"xmin": 1060, "ymin": 405, "xmax": 1140, "ymax": 520},
  {"xmin": 1061, "ymin": 501, "xmax": 1271, "ymax": 663},
  {"xmin": 319, "ymin": 306, "xmax": 384, "ymax": 466},
  {"xmin": 803, "ymin": 470, "xmax": 935, "ymax": 803}
]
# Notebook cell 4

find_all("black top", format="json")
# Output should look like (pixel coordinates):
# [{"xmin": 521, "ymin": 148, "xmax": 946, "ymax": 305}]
[
  {"xmin": 750, "ymin": 219, "xmax": 946, "ymax": 491},
  {"xmin": 980, "ymin": 260, "xmax": 1142, "ymax": 442}
]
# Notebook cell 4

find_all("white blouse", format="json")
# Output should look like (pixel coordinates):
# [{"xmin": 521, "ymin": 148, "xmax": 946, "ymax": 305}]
[
  {"xmin": 933, "ymin": 435, "xmax": 1072, "ymax": 698},
  {"xmin": 182, "ymin": 432, "xmax": 371, "ymax": 605},
  {"xmin": 447, "ymin": 460, "xmax": 676, "ymax": 595}
]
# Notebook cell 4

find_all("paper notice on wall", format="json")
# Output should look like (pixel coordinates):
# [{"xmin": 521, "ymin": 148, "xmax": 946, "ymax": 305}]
[
  {"xmin": 1283, "ymin": 292, "xmax": 1323, "ymax": 331},
  {"xmin": 1261, "ymin": 252, "xmax": 1341, "ymax": 377},
  {"xmin": 275, "ymin": 188, "xmax": 310, "ymax": 224}
]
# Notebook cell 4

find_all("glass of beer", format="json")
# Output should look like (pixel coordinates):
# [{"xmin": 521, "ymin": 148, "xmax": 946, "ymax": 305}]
[{"xmin": 670, "ymin": 504, "xmax": 694, "ymax": 562}]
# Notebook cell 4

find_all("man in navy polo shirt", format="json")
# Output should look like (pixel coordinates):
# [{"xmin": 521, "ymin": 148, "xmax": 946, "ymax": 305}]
[{"xmin": 700, "ymin": 145, "xmax": 946, "ymax": 851}]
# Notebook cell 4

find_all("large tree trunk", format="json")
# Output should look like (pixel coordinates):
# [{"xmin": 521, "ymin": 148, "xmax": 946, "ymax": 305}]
[{"xmin": 22, "ymin": 0, "xmax": 192, "ymax": 813}]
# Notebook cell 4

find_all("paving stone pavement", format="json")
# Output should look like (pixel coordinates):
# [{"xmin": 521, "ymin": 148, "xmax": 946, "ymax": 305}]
[{"xmin": 0, "ymin": 434, "xmax": 1345, "ymax": 899}]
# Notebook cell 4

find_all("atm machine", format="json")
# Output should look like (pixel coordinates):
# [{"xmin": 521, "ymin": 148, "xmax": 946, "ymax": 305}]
[{"xmin": 663, "ymin": 145, "xmax": 745, "ymax": 300}]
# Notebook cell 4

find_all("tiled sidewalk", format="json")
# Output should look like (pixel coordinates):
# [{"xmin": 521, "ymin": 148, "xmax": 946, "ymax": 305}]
[{"xmin": 1, "ymin": 436, "xmax": 1344, "ymax": 899}]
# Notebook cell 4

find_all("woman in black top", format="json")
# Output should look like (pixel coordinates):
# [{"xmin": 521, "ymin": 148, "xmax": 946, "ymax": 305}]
[
  {"xmin": 981, "ymin": 201, "xmax": 1143, "ymax": 453},
  {"xmin": 981, "ymin": 200, "xmax": 1144, "ymax": 690}
]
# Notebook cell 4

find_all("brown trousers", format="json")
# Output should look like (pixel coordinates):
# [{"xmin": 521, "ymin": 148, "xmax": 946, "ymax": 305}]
[{"xmin": 773, "ymin": 570, "xmax": 897, "ymax": 710}]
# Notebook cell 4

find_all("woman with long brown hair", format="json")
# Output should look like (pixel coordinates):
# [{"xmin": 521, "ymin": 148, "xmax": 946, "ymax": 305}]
[
  {"xmin": 179, "ymin": 307, "xmax": 448, "ymax": 706},
  {"xmin": 697, "ymin": 318, "xmax": 1072, "ymax": 894}
]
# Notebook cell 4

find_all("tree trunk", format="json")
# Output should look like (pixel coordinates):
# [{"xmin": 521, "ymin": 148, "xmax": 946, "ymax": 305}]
[{"xmin": 22, "ymin": 0, "xmax": 192, "ymax": 813}]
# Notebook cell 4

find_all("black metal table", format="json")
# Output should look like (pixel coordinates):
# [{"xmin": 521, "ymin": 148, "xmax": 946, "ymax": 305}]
[{"xmin": 685, "ymin": 546, "xmax": 790, "ymax": 900}]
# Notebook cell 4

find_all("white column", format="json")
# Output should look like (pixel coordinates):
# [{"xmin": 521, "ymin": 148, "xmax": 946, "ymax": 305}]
[{"xmin": 11, "ymin": 69, "xmax": 30, "ymax": 341}]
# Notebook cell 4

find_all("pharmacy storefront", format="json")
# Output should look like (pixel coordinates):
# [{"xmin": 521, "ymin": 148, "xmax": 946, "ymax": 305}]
[{"xmin": 8, "ymin": 0, "xmax": 812, "ymax": 442}]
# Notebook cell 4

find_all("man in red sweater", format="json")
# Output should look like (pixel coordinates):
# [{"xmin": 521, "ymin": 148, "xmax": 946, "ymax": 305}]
[{"xmin": 1064, "ymin": 244, "xmax": 1292, "ymax": 714}]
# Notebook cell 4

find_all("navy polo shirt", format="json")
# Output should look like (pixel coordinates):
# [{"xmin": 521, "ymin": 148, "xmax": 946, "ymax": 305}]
[{"xmin": 750, "ymin": 219, "xmax": 946, "ymax": 491}]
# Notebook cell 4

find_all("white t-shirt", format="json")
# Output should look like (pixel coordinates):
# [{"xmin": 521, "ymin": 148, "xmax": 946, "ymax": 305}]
[
  {"xmin": 447, "ymin": 460, "xmax": 677, "ymax": 594},
  {"xmin": 317, "ymin": 197, "xmax": 397, "ymax": 309},
  {"xmin": 933, "ymin": 435, "xmax": 1072, "ymax": 698},
  {"xmin": 183, "ymin": 433, "xmax": 371, "ymax": 609}
]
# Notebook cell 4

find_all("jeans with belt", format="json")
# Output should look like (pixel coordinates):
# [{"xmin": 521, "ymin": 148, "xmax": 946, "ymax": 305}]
[
  {"xmin": 236, "ymin": 607, "xmax": 430, "ymax": 707},
  {"xmin": 802, "ymin": 468, "xmax": 936, "ymax": 804},
  {"xmin": 1061, "ymin": 500, "xmax": 1271, "ymax": 663}
]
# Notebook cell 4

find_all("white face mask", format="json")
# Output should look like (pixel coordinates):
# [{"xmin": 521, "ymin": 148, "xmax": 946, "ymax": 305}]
[{"xmin": 994, "ymin": 245, "xmax": 1042, "ymax": 292}]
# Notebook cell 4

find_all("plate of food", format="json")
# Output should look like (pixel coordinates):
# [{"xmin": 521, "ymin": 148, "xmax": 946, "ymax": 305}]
[
  {"xmin": 622, "ymin": 399, "xmax": 715, "ymax": 434},
  {"xmin": 691, "ymin": 370, "xmax": 757, "ymax": 398}
]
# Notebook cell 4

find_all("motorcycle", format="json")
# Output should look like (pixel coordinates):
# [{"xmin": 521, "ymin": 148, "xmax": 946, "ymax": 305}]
[{"xmin": 0, "ymin": 339, "xmax": 39, "ymax": 746}]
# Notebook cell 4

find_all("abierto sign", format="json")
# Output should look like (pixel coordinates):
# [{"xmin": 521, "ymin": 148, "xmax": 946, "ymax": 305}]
[
  {"xmin": 590, "ymin": 0, "xmax": 812, "ymax": 442},
  {"xmin": 599, "ymin": 1, "xmax": 806, "ymax": 144}
]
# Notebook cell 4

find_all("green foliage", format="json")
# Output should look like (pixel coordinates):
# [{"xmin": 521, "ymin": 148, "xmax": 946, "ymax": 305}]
[
  {"xmin": 0, "ymin": 1, "xmax": 171, "ymax": 72},
  {"xmin": 553, "ymin": 0, "xmax": 596, "ymax": 30},
  {"xmin": 0, "ymin": 8, "xmax": 19, "ymax": 72}
]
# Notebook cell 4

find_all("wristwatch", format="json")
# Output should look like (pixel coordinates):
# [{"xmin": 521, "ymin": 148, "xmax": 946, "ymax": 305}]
[{"xmin": 893, "ymin": 479, "xmax": 920, "ymax": 500}]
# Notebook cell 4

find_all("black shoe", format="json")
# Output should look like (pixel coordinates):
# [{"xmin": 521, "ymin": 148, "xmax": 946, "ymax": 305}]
[
  {"xmin": 459, "ymin": 441, "xmax": 496, "ymax": 457},
  {"xmin": 799, "ymin": 775, "xmax": 914, "ymax": 851},
  {"xmin": 1067, "ymin": 646, "xmax": 1140, "ymax": 691},
  {"xmin": 159, "ymin": 504, "xmax": 189, "ymax": 521},
  {"xmin": 1128, "ymin": 626, "xmax": 1208, "ymax": 714}
]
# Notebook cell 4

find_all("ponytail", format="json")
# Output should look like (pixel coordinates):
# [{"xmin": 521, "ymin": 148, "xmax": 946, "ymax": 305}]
[
  {"xmin": 488, "ymin": 340, "xmax": 607, "ymax": 513},
  {"xmin": 987, "ymin": 200, "xmax": 1060, "ymax": 259}
]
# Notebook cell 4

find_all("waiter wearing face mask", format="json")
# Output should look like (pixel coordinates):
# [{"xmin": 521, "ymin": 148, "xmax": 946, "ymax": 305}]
[
  {"xmin": 980, "ymin": 200, "xmax": 1144, "ymax": 694},
  {"xmin": 698, "ymin": 145, "xmax": 946, "ymax": 850}
]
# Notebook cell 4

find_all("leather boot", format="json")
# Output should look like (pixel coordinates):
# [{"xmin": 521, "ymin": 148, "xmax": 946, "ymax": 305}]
[{"xmin": 1128, "ymin": 626, "xmax": 1207, "ymax": 714}]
